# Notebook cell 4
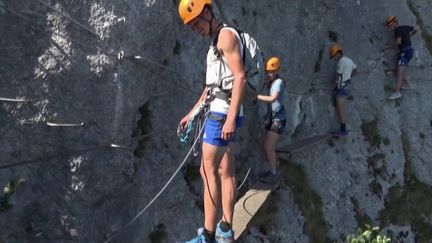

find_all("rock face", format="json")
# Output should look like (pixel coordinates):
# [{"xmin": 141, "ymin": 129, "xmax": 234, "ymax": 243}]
[{"xmin": 1, "ymin": 0, "xmax": 432, "ymax": 242}]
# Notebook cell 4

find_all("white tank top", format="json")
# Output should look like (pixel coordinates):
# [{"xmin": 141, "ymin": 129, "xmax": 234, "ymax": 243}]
[{"xmin": 206, "ymin": 26, "xmax": 244, "ymax": 115}]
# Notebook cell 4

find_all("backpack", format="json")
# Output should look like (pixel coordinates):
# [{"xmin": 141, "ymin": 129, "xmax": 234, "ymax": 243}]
[{"xmin": 212, "ymin": 24, "xmax": 265, "ymax": 95}]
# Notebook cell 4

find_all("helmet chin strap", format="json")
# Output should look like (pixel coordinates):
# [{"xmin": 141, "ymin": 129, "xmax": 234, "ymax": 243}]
[{"xmin": 197, "ymin": 13, "xmax": 215, "ymax": 36}]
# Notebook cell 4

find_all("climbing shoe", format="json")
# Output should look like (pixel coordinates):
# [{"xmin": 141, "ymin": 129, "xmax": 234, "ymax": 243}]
[
  {"xmin": 331, "ymin": 130, "xmax": 348, "ymax": 138},
  {"xmin": 387, "ymin": 92, "xmax": 401, "ymax": 100},
  {"xmin": 259, "ymin": 171, "xmax": 279, "ymax": 184},
  {"xmin": 182, "ymin": 228, "xmax": 214, "ymax": 243},
  {"xmin": 215, "ymin": 222, "xmax": 234, "ymax": 243}
]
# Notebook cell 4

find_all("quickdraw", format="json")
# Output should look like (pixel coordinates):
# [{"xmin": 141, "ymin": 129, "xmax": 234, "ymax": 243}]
[{"xmin": 177, "ymin": 101, "xmax": 208, "ymax": 143}]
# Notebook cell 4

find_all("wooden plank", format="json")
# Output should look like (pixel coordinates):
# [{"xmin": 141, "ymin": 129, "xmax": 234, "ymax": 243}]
[{"xmin": 233, "ymin": 183, "xmax": 273, "ymax": 240}]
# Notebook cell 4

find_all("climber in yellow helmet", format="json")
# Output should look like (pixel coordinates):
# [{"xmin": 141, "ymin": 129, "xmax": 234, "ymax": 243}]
[
  {"xmin": 329, "ymin": 43, "xmax": 358, "ymax": 137},
  {"xmin": 381, "ymin": 16, "xmax": 420, "ymax": 100},
  {"xmin": 178, "ymin": 0, "xmax": 247, "ymax": 242},
  {"xmin": 256, "ymin": 57, "xmax": 286, "ymax": 184}
]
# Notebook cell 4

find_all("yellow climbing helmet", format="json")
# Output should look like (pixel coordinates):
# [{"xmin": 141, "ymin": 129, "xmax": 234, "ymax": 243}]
[
  {"xmin": 178, "ymin": 0, "xmax": 211, "ymax": 24},
  {"xmin": 329, "ymin": 43, "xmax": 343, "ymax": 59},
  {"xmin": 265, "ymin": 57, "xmax": 280, "ymax": 71},
  {"xmin": 385, "ymin": 16, "xmax": 398, "ymax": 26}
]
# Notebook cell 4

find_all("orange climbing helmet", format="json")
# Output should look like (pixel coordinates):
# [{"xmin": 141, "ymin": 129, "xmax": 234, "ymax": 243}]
[
  {"xmin": 329, "ymin": 43, "xmax": 343, "ymax": 59},
  {"xmin": 178, "ymin": 0, "xmax": 211, "ymax": 24},
  {"xmin": 385, "ymin": 16, "xmax": 398, "ymax": 26},
  {"xmin": 265, "ymin": 57, "xmax": 280, "ymax": 71}
]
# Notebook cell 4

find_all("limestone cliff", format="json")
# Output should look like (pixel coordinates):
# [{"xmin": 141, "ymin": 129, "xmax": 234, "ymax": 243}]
[{"xmin": 1, "ymin": 0, "xmax": 432, "ymax": 242}]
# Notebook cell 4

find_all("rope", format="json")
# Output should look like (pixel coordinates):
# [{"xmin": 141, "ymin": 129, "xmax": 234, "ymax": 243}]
[
  {"xmin": 122, "ymin": 56, "xmax": 200, "ymax": 95},
  {"xmin": 104, "ymin": 117, "xmax": 207, "ymax": 243},
  {"xmin": 0, "ymin": 128, "xmax": 171, "ymax": 170},
  {"xmin": 192, "ymin": 114, "xmax": 204, "ymax": 157},
  {"xmin": 236, "ymin": 167, "xmax": 251, "ymax": 191},
  {"xmin": 275, "ymin": 134, "xmax": 332, "ymax": 154},
  {"xmin": 3, "ymin": 5, "xmax": 102, "ymax": 52},
  {"xmin": 25, "ymin": 232, "xmax": 42, "ymax": 243},
  {"xmin": 0, "ymin": 144, "xmax": 113, "ymax": 170},
  {"xmin": 5, "ymin": 5, "xmax": 200, "ymax": 95},
  {"xmin": 126, "ymin": 55, "xmax": 192, "ymax": 80},
  {"xmin": 36, "ymin": 0, "xmax": 99, "ymax": 38}
]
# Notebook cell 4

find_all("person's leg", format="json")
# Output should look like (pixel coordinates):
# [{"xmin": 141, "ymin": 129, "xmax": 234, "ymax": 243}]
[
  {"xmin": 400, "ymin": 48, "xmax": 414, "ymax": 90},
  {"xmin": 218, "ymin": 142, "xmax": 236, "ymax": 226},
  {"xmin": 395, "ymin": 65, "xmax": 406, "ymax": 93},
  {"xmin": 402, "ymin": 72, "xmax": 410, "ymax": 86},
  {"xmin": 336, "ymin": 96, "xmax": 347, "ymax": 127},
  {"xmin": 264, "ymin": 130, "xmax": 280, "ymax": 173},
  {"xmin": 201, "ymin": 142, "xmax": 226, "ymax": 233}
]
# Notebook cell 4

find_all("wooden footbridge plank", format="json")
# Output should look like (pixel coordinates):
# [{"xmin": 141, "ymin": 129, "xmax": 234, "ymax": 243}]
[{"xmin": 233, "ymin": 183, "xmax": 273, "ymax": 240}]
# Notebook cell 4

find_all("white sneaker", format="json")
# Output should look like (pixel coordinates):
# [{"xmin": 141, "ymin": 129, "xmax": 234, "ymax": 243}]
[
  {"xmin": 388, "ymin": 92, "xmax": 402, "ymax": 100},
  {"xmin": 401, "ymin": 85, "xmax": 412, "ymax": 90}
]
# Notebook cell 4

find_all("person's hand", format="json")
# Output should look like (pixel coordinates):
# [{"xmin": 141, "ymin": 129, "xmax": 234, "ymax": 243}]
[
  {"xmin": 179, "ymin": 115, "xmax": 190, "ymax": 132},
  {"xmin": 412, "ymin": 24, "xmax": 421, "ymax": 35},
  {"xmin": 221, "ymin": 118, "xmax": 236, "ymax": 141}
]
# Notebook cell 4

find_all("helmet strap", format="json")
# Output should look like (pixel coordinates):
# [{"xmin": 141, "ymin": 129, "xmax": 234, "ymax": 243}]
[{"xmin": 196, "ymin": 8, "xmax": 216, "ymax": 36}]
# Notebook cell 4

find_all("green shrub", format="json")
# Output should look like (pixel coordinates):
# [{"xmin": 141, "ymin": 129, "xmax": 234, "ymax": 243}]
[
  {"xmin": 0, "ymin": 178, "xmax": 25, "ymax": 212},
  {"xmin": 346, "ymin": 225, "xmax": 391, "ymax": 243}
]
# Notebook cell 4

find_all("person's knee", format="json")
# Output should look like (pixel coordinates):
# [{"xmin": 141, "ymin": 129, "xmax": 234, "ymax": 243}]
[
  {"xmin": 218, "ymin": 165, "xmax": 235, "ymax": 179},
  {"xmin": 200, "ymin": 163, "xmax": 218, "ymax": 181}
]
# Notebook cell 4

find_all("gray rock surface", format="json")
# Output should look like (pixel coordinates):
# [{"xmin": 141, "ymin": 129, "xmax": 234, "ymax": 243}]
[{"xmin": 1, "ymin": 0, "xmax": 432, "ymax": 242}]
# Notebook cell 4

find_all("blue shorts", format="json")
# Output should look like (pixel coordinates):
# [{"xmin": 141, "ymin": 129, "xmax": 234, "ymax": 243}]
[
  {"xmin": 334, "ymin": 80, "xmax": 351, "ymax": 97},
  {"xmin": 203, "ymin": 112, "xmax": 244, "ymax": 147},
  {"xmin": 398, "ymin": 47, "xmax": 413, "ymax": 66}
]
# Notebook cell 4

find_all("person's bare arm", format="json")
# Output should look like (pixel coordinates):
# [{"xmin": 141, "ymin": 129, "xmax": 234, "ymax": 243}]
[
  {"xmin": 188, "ymin": 87, "xmax": 208, "ymax": 116},
  {"xmin": 179, "ymin": 87, "xmax": 208, "ymax": 129},
  {"xmin": 257, "ymin": 92, "xmax": 279, "ymax": 103},
  {"xmin": 217, "ymin": 29, "xmax": 247, "ymax": 140},
  {"xmin": 382, "ymin": 37, "xmax": 401, "ymax": 52},
  {"xmin": 333, "ymin": 72, "xmax": 342, "ymax": 85},
  {"xmin": 410, "ymin": 24, "xmax": 420, "ymax": 36}
]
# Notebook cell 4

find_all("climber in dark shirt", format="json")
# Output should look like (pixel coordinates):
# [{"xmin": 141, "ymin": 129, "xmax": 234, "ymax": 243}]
[{"xmin": 381, "ymin": 16, "xmax": 420, "ymax": 100}]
